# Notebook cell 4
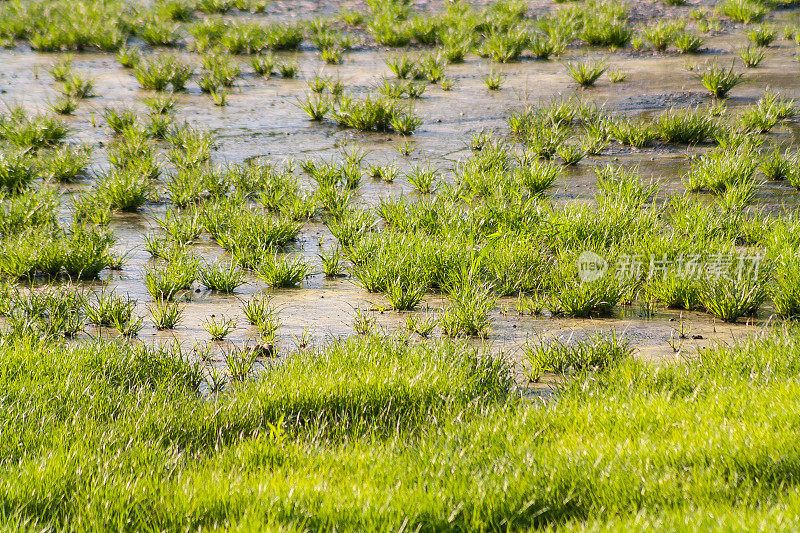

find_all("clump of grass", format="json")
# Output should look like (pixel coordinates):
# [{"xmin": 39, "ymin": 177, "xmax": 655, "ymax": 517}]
[
  {"xmin": 397, "ymin": 140, "xmax": 415, "ymax": 156},
  {"xmin": 565, "ymin": 59, "xmax": 607, "ymax": 87},
  {"xmin": 209, "ymin": 88, "xmax": 228, "ymax": 107},
  {"xmin": 738, "ymin": 103, "xmax": 778, "ymax": 133},
  {"xmin": 223, "ymin": 345, "xmax": 259, "ymax": 382},
  {"xmin": 368, "ymin": 163, "xmax": 398, "ymax": 183},
  {"xmin": 717, "ymin": 179, "xmax": 759, "ymax": 212},
  {"xmin": 739, "ymin": 45, "xmax": 766, "ymax": 68},
  {"xmin": 63, "ymin": 225, "xmax": 114, "ymax": 280},
  {"xmin": 297, "ymin": 93, "xmax": 331, "ymax": 121},
  {"xmin": 781, "ymin": 25, "xmax": 797, "ymax": 41},
  {"xmin": 106, "ymin": 129, "xmax": 161, "ymax": 177},
  {"xmin": 133, "ymin": 54, "xmax": 193, "ymax": 91},
  {"xmin": 85, "ymin": 288, "xmax": 135, "ymax": 327},
  {"xmin": 718, "ymin": 0, "xmax": 768, "ymax": 23},
  {"xmin": 439, "ymin": 277, "xmax": 496, "ymax": 338},
  {"xmin": 385, "ymin": 277, "xmax": 428, "ymax": 311},
  {"xmin": 582, "ymin": 132, "xmax": 609, "ymax": 156},
  {"xmin": 603, "ymin": 167, "xmax": 655, "ymax": 215},
  {"xmin": 645, "ymin": 269, "xmax": 702, "ymax": 310},
  {"xmin": 203, "ymin": 314, "xmax": 236, "ymax": 341},
  {"xmin": 699, "ymin": 275, "xmax": 765, "ymax": 322},
  {"xmin": 476, "ymin": 29, "xmax": 530, "ymax": 63},
  {"xmin": 377, "ymin": 78, "xmax": 415, "ymax": 99},
  {"xmin": 143, "ymin": 93, "xmax": 176, "ymax": 114},
  {"xmin": 684, "ymin": 145, "xmax": 759, "ymax": 193},
  {"xmin": 557, "ymin": 143, "xmax": 584, "ymax": 165},
  {"xmin": 414, "ymin": 53, "xmax": 445, "ymax": 84},
  {"xmin": 656, "ymin": 107, "xmax": 720, "ymax": 144},
  {"xmin": 525, "ymin": 331, "xmax": 632, "ymax": 380},
  {"xmin": 144, "ymin": 256, "xmax": 197, "ymax": 300},
  {"xmin": 242, "ymin": 295, "xmax": 280, "ymax": 337},
  {"xmin": 307, "ymin": 74, "xmax": 330, "ymax": 94},
  {"xmin": 530, "ymin": 34, "xmax": 565, "ymax": 60},
  {"xmin": 352, "ymin": 307, "xmax": 377, "ymax": 335},
  {"xmin": 643, "ymin": 20, "xmax": 684, "ymax": 52},
  {"xmin": 137, "ymin": 18, "xmax": 179, "ymax": 46},
  {"xmin": 166, "ymin": 126, "xmax": 215, "ymax": 170},
  {"xmin": 406, "ymin": 81, "xmax": 427, "ymax": 99},
  {"xmin": 0, "ymin": 108, "xmax": 68, "ymax": 150},
  {"xmin": 513, "ymin": 158, "xmax": 562, "ymax": 195},
  {"xmin": 696, "ymin": 12, "xmax": 722, "ymax": 34},
  {"xmin": 149, "ymin": 298, "xmax": 183, "ymax": 330},
  {"xmin": 327, "ymin": 77, "xmax": 345, "ymax": 95},
  {"xmin": 94, "ymin": 169, "xmax": 156, "ymax": 212},
  {"xmin": 771, "ymin": 253, "xmax": 800, "ymax": 319},
  {"xmin": 277, "ymin": 61, "xmax": 298, "ymax": 78},
  {"xmin": 789, "ymin": 170, "xmax": 800, "ymax": 190},
  {"xmin": 255, "ymin": 253, "xmax": 312, "ymax": 288},
  {"xmin": 114, "ymin": 315, "xmax": 143, "ymax": 338},
  {"xmin": 200, "ymin": 53, "xmax": 240, "ymax": 88},
  {"xmin": 0, "ymin": 149, "xmax": 36, "ymax": 193},
  {"xmin": 333, "ymin": 94, "xmax": 419, "ymax": 134},
  {"xmin": 385, "ymin": 54, "xmax": 415, "ymax": 79},
  {"xmin": 116, "ymin": 45, "xmax": 141, "ymax": 68},
  {"xmin": 369, "ymin": 12, "xmax": 412, "ymax": 47},
  {"xmin": 760, "ymin": 149, "xmax": 796, "ymax": 180},
  {"xmin": 266, "ymin": 22, "xmax": 304, "ymax": 50},
  {"xmin": 389, "ymin": 110, "xmax": 421, "ymax": 136},
  {"xmin": 759, "ymin": 89, "xmax": 797, "ymax": 120},
  {"xmin": 0, "ymin": 233, "xmax": 41, "ymax": 280},
  {"xmin": 406, "ymin": 163, "xmax": 438, "ymax": 193},
  {"xmin": 482, "ymin": 68, "xmax": 505, "ymax": 90},
  {"xmin": 49, "ymin": 96, "xmax": 78, "ymax": 115},
  {"xmin": 320, "ymin": 47, "xmax": 343, "ymax": 64},
  {"xmin": 2, "ymin": 285, "xmax": 81, "ymax": 336},
  {"xmin": 579, "ymin": 11, "xmax": 634, "ymax": 47},
  {"xmin": 441, "ymin": 33, "xmax": 471, "ymax": 63},
  {"xmin": 610, "ymin": 118, "xmax": 657, "ymax": 148},
  {"xmin": 103, "ymin": 107, "xmax": 138, "ymax": 135},
  {"xmin": 608, "ymin": 70, "xmax": 626, "ymax": 83},
  {"xmin": 37, "ymin": 144, "xmax": 91, "ymax": 182},
  {"xmin": 339, "ymin": 7, "xmax": 364, "ymax": 25},
  {"xmin": 47, "ymin": 56, "xmax": 73, "ymax": 81},
  {"xmin": 198, "ymin": 73, "xmax": 219, "ymax": 94},
  {"xmin": 59, "ymin": 72, "xmax": 95, "ymax": 99},
  {"xmin": 698, "ymin": 63, "xmax": 743, "ymax": 98},
  {"xmin": 198, "ymin": 260, "xmax": 245, "ymax": 292},
  {"xmin": 196, "ymin": 0, "xmax": 232, "ymax": 13},
  {"xmin": 250, "ymin": 53, "xmax": 275, "ymax": 77},
  {"xmin": 748, "ymin": 25, "xmax": 776, "ymax": 47},
  {"xmin": 318, "ymin": 247, "xmax": 346, "ymax": 277},
  {"xmin": 520, "ymin": 122, "xmax": 570, "ymax": 159},
  {"xmin": 333, "ymin": 94, "xmax": 394, "ymax": 131},
  {"xmin": 551, "ymin": 275, "xmax": 626, "ymax": 318},
  {"xmin": 145, "ymin": 113, "xmax": 174, "ymax": 139},
  {"xmin": 155, "ymin": 209, "xmax": 202, "ymax": 245},
  {"xmin": 675, "ymin": 32, "xmax": 705, "ymax": 54},
  {"xmin": 405, "ymin": 313, "xmax": 436, "ymax": 338}
]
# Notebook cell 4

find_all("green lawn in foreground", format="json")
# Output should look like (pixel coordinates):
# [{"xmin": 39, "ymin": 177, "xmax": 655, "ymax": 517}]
[{"xmin": 2, "ymin": 330, "xmax": 800, "ymax": 531}]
